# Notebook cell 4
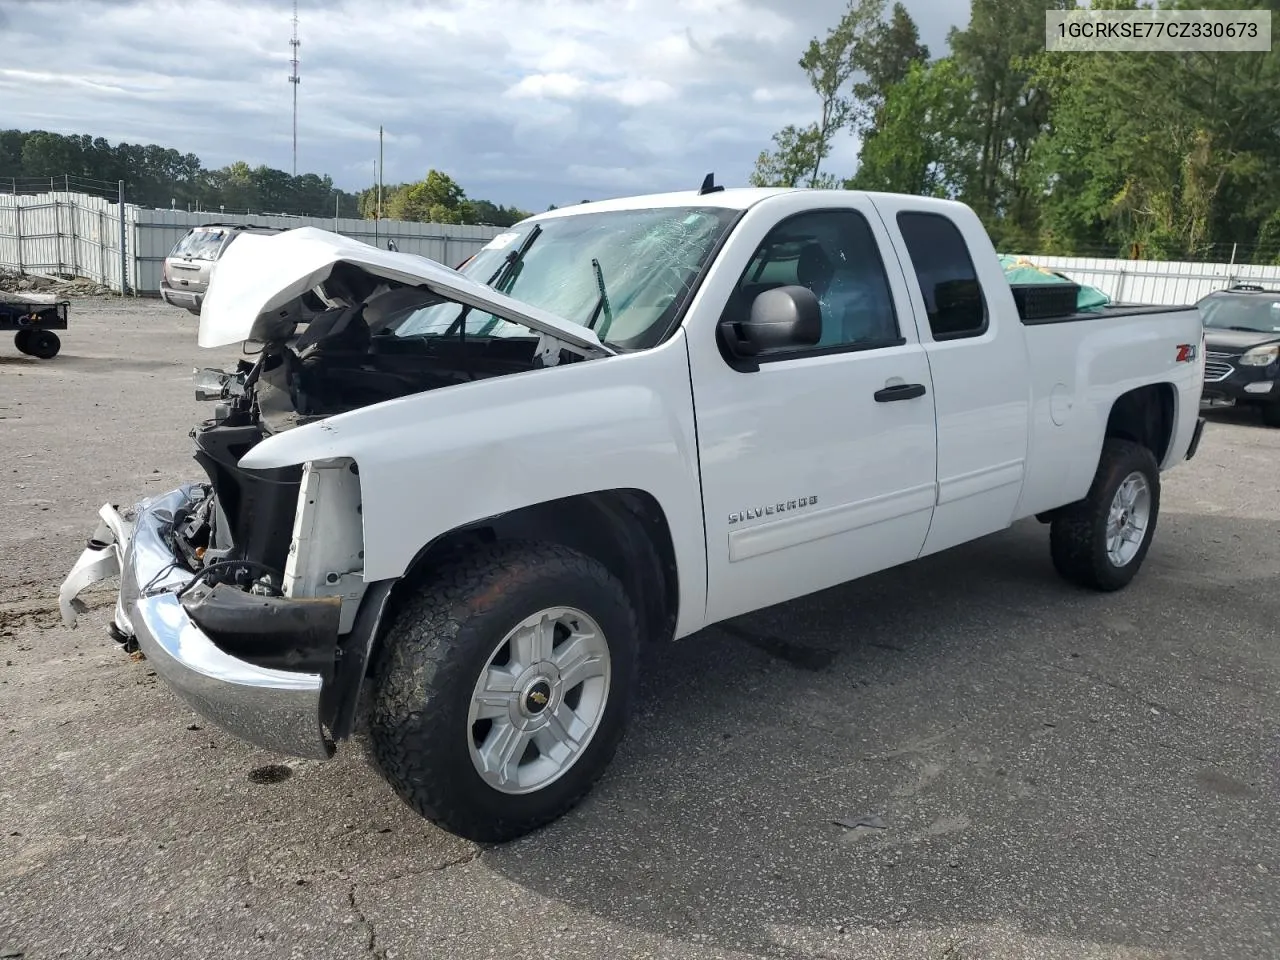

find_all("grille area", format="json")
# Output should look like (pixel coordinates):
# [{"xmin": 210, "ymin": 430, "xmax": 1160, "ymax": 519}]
[{"xmin": 1204, "ymin": 351, "xmax": 1235, "ymax": 383}]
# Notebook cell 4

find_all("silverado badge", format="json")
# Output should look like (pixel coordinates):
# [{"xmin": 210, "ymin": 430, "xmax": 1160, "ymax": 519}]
[{"xmin": 728, "ymin": 496, "xmax": 818, "ymax": 525}]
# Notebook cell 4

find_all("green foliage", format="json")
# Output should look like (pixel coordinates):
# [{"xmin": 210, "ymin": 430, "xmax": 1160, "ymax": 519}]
[
  {"xmin": 361, "ymin": 169, "xmax": 531, "ymax": 226},
  {"xmin": 749, "ymin": 125, "xmax": 835, "ymax": 188},
  {"xmin": 756, "ymin": 0, "xmax": 1280, "ymax": 263},
  {"xmin": 752, "ymin": 0, "xmax": 886, "ymax": 187},
  {"xmin": 0, "ymin": 129, "xmax": 529, "ymax": 226},
  {"xmin": 852, "ymin": 1, "xmax": 930, "ymax": 131},
  {"xmin": 847, "ymin": 58, "xmax": 973, "ymax": 198},
  {"xmin": 1029, "ymin": 7, "xmax": 1280, "ymax": 261}
]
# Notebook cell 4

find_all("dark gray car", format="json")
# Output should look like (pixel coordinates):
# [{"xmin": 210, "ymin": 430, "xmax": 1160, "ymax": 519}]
[{"xmin": 160, "ymin": 223, "xmax": 287, "ymax": 314}]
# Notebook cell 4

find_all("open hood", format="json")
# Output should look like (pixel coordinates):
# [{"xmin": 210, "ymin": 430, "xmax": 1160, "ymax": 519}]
[{"xmin": 197, "ymin": 226, "xmax": 614, "ymax": 358}]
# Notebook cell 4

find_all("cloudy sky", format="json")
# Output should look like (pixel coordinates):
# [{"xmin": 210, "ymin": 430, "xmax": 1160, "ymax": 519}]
[{"xmin": 2, "ymin": 0, "xmax": 970, "ymax": 211}]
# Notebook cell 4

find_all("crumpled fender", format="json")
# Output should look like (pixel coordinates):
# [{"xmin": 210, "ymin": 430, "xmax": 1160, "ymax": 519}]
[
  {"xmin": 236, "ymin": 332, "xmax": 710, "ymax": 638},
  {"xmin": 58, "ymin": 504, "xmax": 134, "ymax": 629}
]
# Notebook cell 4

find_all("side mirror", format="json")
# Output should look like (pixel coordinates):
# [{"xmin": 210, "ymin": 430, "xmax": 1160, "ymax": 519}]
[{"xmin": 719, "ymin": 285, "xmax": 822, "ymax": 359}]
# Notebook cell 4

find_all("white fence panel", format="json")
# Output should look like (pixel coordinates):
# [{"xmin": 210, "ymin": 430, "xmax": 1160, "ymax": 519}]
[
  {"xmin": 11, "ymin": 192, "xmax": 1273, "ymax": 304},
  {"xmin": 2, "ymin": 191, "xmax": 507, "ymax": 294},
  {"xmin": 0, "ymin": 191, "xmax": 128, "ymax": 291},
  {"xmin": 131, "ymin": 209, "xmax": 505, "ymax": 294},
  {"xmin": 1008, "ymin": 253, "xmax": 1280, "ymax": 306}
]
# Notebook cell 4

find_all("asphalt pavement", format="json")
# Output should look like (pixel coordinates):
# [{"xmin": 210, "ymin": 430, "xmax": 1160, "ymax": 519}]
[{"xmin": 1, "ymin": 300, "xmax": 1277, "ymax": 960}]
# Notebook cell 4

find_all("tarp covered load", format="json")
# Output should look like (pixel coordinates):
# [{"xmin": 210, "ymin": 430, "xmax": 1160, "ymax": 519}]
[{"xmin": 999, "ymin": 255, "xmax": 1111, "ymax": 312}]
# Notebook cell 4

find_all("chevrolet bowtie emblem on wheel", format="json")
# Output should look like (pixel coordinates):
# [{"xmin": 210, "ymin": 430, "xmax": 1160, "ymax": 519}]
[
  {"xmin": 728, "ymin": 495, "xmax": 818, "ymax": 525},
  {"xmin": 529, "ymin": 690, "xmax": 548, "ymax": 706}
]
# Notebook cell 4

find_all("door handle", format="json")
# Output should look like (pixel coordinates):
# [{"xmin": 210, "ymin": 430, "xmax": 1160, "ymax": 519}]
[{"xmin": 874, "ymin": 382, "xmax": 927, "ymax": 402}]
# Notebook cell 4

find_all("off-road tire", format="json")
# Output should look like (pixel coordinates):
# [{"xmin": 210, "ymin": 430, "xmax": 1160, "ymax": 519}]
[
  {"xmin": 1050, "ymin": 438, "xmax": 1160, "ymax": 592},
  {"xmin": 368, "ymin": 540, "xmax": 641, "ymax": 843}
]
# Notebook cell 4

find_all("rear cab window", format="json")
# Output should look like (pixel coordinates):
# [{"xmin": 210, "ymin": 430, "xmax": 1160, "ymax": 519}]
[
  {"xmin": 896, "ymin": 212, "xmax": 988, "ymax": 340},
  {"xmin": 171, "ymin": 229, "xmax": 229, "ymax": 261}
]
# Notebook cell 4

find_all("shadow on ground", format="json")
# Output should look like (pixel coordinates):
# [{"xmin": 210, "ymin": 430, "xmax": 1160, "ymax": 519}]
[
  {"xmin": 1202, "ymin": 404, "xmax": 1277, "ymax": 432},
  {"xmin": 477, "ymin": 514, "xmax": 1280, "ymax": 958},
  {"xmin": 0, "ymin": 353, "xmax": 182, "ymax": 374}
]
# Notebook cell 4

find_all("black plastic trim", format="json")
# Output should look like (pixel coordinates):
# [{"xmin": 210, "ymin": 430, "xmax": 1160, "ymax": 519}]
[
  {"xmin": 1021, "ymin": 304, "xmax": 1199, "ymax": 326},
  {"xmin": 874, "ymin": 382, "xmax": 927, "ymax": 402},
  {"xmin": 180, "ymin": 583, "xmax": 342, "ymax": 678},
  {"xmin": 192, "ymin": 421, "xmax": 303, "ymax": 572},
  {"xmin": 720, "ymin": 331, "xmax": 909, "ymax": 372},
  {"xmin": 1185, "ymin": 416, "xmax": 1207, "ymax": 461},
  {"xmin": 323, "ymin": 579, "xmax": 396, "ymax": 740}
]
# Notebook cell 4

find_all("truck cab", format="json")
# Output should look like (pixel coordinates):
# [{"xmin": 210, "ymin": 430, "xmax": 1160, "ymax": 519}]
[{"xmin": 60, "ymin": 185, "xmax": 1207, "ymax": 844}]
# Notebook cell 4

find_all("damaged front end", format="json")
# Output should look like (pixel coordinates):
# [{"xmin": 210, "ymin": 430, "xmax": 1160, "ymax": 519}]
[
  {"xmin": 58, "ymin": 340, "xmax": 377, "ymax": 760},
  {"xmin": 59, "ymin": 485, "xmax": 344, "ymax": 759},
  {"xmin": 57, "ymin": 227, "xmax": 612, "ymax": 759},
  {"xmin": 56, "ymin": 345, "xmax": 396, "ymax": 760}
]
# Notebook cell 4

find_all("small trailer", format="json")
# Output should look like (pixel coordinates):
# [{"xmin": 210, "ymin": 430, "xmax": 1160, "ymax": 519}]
[{"xmin": 1, "ymin": 292, "xmax": 66, "ymax": 359}]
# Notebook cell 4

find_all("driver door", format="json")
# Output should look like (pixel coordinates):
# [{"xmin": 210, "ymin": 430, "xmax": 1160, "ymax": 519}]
[{"xmin": 686, "ymin": 196, "xmax": 939, "ymax": 625}]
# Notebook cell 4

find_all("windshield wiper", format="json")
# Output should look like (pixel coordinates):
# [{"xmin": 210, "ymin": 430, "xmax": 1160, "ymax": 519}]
[
  {"xmin": 586, "ymin": 258, "xmax": 614, "ymax": 340},
  {"xmin": 445, "ymin": 225, "xmax": 543, "ymax": 340},
  {"xmin": 490, "ymin": 225, "xmax": 541, "ymax": 293}
]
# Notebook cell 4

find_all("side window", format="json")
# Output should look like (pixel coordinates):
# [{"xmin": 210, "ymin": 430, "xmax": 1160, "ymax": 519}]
[
  {"xmin": 896, "ymin": 212, "xmax": 988, "ymax": 340},
  {"xmin": 725, "ymin": 209, "xmax": 901, "ymax": 356}
]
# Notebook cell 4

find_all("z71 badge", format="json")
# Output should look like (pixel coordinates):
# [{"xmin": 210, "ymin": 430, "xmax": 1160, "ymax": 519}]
[
  {"xmin": 728, "ymin": 496, "xmax": 818, "ymax": 525},
  {"xmin": 1175, "ymin": 343, "xmax": 1199, "ymax": 363}
]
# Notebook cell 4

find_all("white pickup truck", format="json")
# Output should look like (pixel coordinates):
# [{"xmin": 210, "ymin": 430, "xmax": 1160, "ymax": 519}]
[{"xmin": 59, "ymin": 184, "xmax": 1207, "ymax": 842}]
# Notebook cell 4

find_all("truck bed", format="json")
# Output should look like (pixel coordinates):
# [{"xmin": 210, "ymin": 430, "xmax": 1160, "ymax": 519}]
[{"xmin": 1020, "ymin": 303, "xmax": 1199, "ymax": 326}]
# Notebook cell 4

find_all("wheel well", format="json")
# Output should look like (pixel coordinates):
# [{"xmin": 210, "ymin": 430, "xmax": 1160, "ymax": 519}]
[
  {"xmin": 1104, "ymin": 383, "xmax": 1175, "ymax": 465},
  {"xmin": 1036, "ymin": 383, "xmax": 1175, "ymax": 524},
  {"xmin": 391, "ymin": 490, "xmax": 680, "ymax": 649}
]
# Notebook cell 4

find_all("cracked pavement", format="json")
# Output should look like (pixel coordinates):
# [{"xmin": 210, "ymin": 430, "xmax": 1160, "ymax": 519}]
[{"xmin": 2, "ymin": 300, "xmax": 1279, "ymax": 959}]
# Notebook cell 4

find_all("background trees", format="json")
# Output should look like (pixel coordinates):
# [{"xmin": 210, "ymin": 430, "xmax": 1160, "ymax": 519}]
[
  {"xmin": 0, "ymin": 129, "xmax": 530, "ymax": 226},
  {"xmin": 753, "ymin": 0, "xmax": 1280, "ymax": 263}
]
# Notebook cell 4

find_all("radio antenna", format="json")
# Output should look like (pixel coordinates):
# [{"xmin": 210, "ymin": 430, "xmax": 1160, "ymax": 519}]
[{"xmin": 289, "ymin": 0, "xmax": 301, "ymax": 176}]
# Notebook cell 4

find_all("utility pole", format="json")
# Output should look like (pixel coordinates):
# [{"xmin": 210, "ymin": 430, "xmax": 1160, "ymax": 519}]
[
  {"xmin": 117, "ymin": 180, "xmax": 128, "ymax": 297},
  {"xmin": 289, "ymin": 0, "xmax": 301, "ymax": 177},
  {"xmin": 378, "ymin": 126, "xmax": 384, "ymax": 221}
]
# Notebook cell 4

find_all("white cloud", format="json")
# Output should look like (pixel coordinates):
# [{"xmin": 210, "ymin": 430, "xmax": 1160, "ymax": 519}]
[
  {"xmin": 507, "ymin": 72, "xmax": 590, "ymax": 100},
  {"xmin": 3, "ymin": 0, "xmax": 971, "ymax": 209}
]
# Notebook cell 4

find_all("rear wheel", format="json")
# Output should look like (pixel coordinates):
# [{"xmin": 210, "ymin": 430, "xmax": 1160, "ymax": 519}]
[
  {"xmin": 369, "ymin": 540, "xmax": 640, "ymax": 843},
  {"xmin": 1050, "ymin": 438, "xmax": 1161, "ymax": 591},
  {"xmin": 26, "ymin": 329, "xmax": 60, "ymax": 359},
  {"xmin": 13, "ymin": 329, "xmax": 33, "ymax": 354}
]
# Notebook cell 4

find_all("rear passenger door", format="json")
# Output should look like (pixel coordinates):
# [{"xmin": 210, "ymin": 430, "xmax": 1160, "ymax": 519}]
[{"xmin": 870, "ymin": 198, "xmax": 1032, "ymax": 556}]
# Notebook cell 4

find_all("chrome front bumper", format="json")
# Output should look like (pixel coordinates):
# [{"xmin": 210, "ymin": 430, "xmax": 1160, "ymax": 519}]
[{"xmin": 58, "ymin": 484, "xmax": 334, "ymax": 760}]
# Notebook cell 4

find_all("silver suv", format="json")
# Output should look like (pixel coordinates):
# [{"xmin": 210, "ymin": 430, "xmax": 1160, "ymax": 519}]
[{"xmin": 160, "ymin": 223, "xmax": 287, "ymax": 314}]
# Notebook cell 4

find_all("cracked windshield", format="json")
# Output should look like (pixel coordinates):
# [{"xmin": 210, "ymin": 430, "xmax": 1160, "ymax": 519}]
[{"xmin": 385, "ymin": 206, "xmax": 738, "ymax": 349}]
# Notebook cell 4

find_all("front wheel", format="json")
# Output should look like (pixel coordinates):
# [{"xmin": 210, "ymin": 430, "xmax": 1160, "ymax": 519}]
[
  {"xmin": 1261, "ymin": 403, "xmax": 1280, "ymax": 428},
  {"xmin": 1050, "ymin": 438, "xmax": 1161, "ymax": 591},
  {"xmin": 369, "ymin": 540, "xmax": 640, "ymax": 843}
]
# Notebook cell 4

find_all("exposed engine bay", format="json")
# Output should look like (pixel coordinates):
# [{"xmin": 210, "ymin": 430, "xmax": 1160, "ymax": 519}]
[{"xmin": 170, "ymin": 262, "xmax": 584, "ymax": 601}]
